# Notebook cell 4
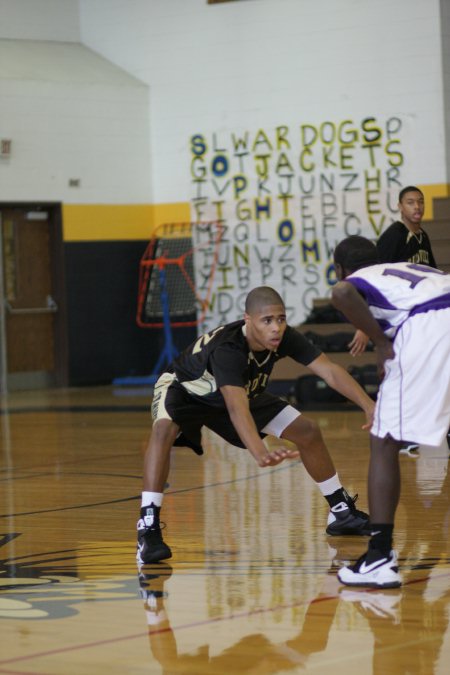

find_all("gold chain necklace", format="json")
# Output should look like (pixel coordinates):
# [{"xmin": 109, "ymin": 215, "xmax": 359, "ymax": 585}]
[
  {"xmin": 242, "ymin": 325, "xmax": 273, "ymax": 367},
  {"xmin": 406, "ymin": 229, "xmax": 423, "ymax": 244},
  {"xmin": 249, "ymin": 350, "xmax": 272, "ymax": 367}
]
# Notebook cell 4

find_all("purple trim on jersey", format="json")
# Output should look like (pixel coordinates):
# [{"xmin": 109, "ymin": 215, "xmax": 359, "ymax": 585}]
[
  {"xmin": 409, "ymin": 292, "xmax": 450, "ymax": 316},
  {"xmin": 398, "ymin": 340, "xmax": 405, "ymax": 441},
  {"xmin": 347, "ymin": 277, "xmax": 397, "ymax": 310},
  {"xmin": 377, "ymin": 318, "xmax": 393, "ymax": 333}
]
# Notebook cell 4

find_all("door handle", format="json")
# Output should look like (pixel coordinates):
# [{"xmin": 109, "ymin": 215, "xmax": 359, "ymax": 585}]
[{"xmin": 5, "ymin": 295, "xmax": 58, "ymax": 315}]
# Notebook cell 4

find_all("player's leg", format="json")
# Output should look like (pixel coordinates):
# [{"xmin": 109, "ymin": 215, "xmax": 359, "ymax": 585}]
[
  {"xmin": 337, "ymin": 433, "xmax": 402, "ymax": 588},
  {"xmin": 137, "ymin": 418, "xmax": 179, "ymax": 566},
  {"xmin": 368, "ymin": 434, "xmax": 402, "ymax": 524},
  {"xmin": 340, "ymin": 311, "xmax": 450, "ymax": 587},
  {"xmin": 137, "ymin": 373, "xmax": 182, "ymax": 565},
  {"xmin": 278, "ymin": 413, "xmax": 334, "ymax": 482},
  {"xmin": 201, "ymin": 394, "xmax": 369, "ymax": 535},
  {"xmin": 143, "ymin": 418, "xmax": 179, "ymax": 493},
  {"xmin": 276, "ymin": 411, "xmax": 370, "ymax": 536}
]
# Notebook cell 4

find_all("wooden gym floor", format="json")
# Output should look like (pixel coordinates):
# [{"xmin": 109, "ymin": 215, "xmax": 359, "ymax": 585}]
[{"xmin": 1, "ymin": 385, "xmax": 450, "ymax": 674}]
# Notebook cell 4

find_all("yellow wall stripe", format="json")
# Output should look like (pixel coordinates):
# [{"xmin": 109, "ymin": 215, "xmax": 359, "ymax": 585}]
[
  {"xmin": 62, "ymin": 186, "xmax": 448, "ymax": 242},
  {"xmin": 418, "ymin": 183, "xmax": 450, "ymax": 220},
  {"xmin": 62, "ymin": 202, "xmax": 191, "ymax": 241}
]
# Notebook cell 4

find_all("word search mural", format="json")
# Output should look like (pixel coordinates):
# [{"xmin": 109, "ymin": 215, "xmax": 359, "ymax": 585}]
[{"xmin": 189, "ymin": 116, "xmax": 409, "ymax": 331}]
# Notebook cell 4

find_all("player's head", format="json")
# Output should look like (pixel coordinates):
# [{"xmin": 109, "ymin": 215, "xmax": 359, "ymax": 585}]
[
  {"xmin": 244, "ymin": 286, "xmax": 286, "ymax": 352},
  {"xmin": 333, "ymin": 235, "xmax": 379, "ymax": 280},
  {"xmin": 399, "ymin": 185, "xmax": 424, "ymax": 203},
  {"xmin": 245, "ymin": 286, "xmax": 284, "ymax": 314},
  {"xmin": 398, "ymin": 185, "xmax": 424, "ymax": 227}
]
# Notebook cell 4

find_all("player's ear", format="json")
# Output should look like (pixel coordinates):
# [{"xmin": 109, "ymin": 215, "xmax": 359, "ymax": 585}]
[{"xmin": 334, "ymin": 262, "xmax": 344, "ymax": 280}]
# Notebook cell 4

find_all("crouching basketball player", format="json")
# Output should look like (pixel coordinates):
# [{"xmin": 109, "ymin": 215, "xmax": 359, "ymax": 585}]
[
  {"xmin": 137, "ymin": 286, "xmax": 375, "ymax": 565},
  {"xmin": 332, "ymin": 235, "xmax": 450, "ymax": 588}
]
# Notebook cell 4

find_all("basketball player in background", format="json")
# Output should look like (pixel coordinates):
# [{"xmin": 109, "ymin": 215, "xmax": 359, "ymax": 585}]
[
  {"xmin": 136, "ymin": 286, "xmax": 376, "ymax": 565},
  {"xmin": 332, "ymin": 235, "xmax": 450, "ymax": 587}
]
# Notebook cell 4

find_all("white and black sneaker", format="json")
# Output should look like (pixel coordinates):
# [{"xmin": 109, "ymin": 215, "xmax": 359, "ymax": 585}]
[
  {"xmin": 338, "ymin": 549, "xmax": 401, "ymax": 588},
  {"xmin": 326, "ymin": 494, "xmax": 371, "ymax": 536},
  {"xmin": 136, "ymin": 505, "xmax": 172, "ymax": 565},
  {"xmin": 399, "ymin": 442, "xmax": 419, "ymax": 457}
]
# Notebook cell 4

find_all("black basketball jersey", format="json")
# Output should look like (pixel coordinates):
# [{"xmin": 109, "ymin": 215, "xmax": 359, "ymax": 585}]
[
  {"xmin": 171, "ymin": 319, "xmax": 321, "ymax": 407},
  {"xmin": 376, "ymin": 221, "xmax": 437, "ymax": 267}
]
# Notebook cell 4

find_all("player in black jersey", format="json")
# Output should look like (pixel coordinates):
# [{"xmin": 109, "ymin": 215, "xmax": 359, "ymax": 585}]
[
  {"xmin": 137, "ymin": 286, "xmax": 375, "ymax": 565},
  {"xmin": 377, "ymin": 186, "xmax": 436, "ymax": 268},
  {"xmin": 349, "ymin": 186, "xmax": 437, "ymax": 360}
]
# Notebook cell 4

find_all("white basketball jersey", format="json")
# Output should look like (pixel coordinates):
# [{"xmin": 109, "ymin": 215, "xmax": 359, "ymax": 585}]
[{"xmin": 347, "ymin": 263, "xmax": 450, "ymax": 338}]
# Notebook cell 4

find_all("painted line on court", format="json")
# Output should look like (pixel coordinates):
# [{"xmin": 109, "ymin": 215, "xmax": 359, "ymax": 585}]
[{"xmin": 0, "ymin": 461, "xmax": 301, "ymax": 518}]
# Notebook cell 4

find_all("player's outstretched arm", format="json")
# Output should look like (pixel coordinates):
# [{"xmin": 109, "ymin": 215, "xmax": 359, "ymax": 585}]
[
  {"xmin": 348, "ymin": 329, "xmax": 369, "ymax": 356},
  {"xmin": 220, "ymin": 385, "xmax": 299, "ymax": 467},
  {"xmin": 308, "ymin": 353, "xmax": 375, "ymax": 429}
]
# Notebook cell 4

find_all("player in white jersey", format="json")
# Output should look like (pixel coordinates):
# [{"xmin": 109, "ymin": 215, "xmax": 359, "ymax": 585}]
[{"xmin": 332, "ymin": 235, "xmax": 450, "ymax": 588}]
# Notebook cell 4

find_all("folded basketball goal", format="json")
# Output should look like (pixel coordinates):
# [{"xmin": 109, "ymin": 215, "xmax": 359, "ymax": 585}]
[{"xmin": 113, "ymin": 220, "xmax": 223, "ymax": 386}]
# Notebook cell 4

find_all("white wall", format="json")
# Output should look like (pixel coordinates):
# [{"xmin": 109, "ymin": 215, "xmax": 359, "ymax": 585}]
[
  {"xmin": 79, "ymin": 0, "xmax": 446, "ymax": 201},
  {"xmin": 0, "ymin": 0, "xmax": 447, "ymax": 321},
  {"xmin": 79, "ymin": 0, "xmax": 448, "ymax": 325},
  {"xmin": 0, "ymin": 39, "xmax": 151, "ymax": 203},
  {"xmin": 0, "ymin": 0, "xmax": 80, "ymax": 42},
  {"xmin": 441, "ymin": 0, "xmax": 450, "ymax": 181}
]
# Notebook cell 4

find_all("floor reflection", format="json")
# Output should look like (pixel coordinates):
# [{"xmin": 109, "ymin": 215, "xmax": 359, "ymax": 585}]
[
  {"xmin": 139, "ymin": 561, "xmax": 347, "ymax": 674},
  {"xmin": 138, "ymin": 435, "xmax": 450, "ymax": 675},
  {"xmin": 139, "ymin": 548, "xmax": 450, "ymax": 675}
]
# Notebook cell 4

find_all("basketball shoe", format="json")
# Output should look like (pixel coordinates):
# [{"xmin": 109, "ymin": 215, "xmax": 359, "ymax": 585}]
[
  {"xmin": 137, "ymin": 504, "xmax": 172, "ymax": 565},
  {"xmin": 326, "ymin": 493, "xmax": 371, "ymax": 536},
  {"xmin": 337, "ymin": 549, "xmax": 401, "ymax": 588},
  {"xmin": 399, "ymin": 442, "xmax": 419, "ymax": 457}
]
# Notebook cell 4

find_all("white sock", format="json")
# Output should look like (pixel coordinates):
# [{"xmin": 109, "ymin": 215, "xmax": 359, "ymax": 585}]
[
  {"xmin": 141, "ymin": 491, "xmax": 163, "ymax": 508},
  {"xmin": 317, "ymin": 474, "xmax": 342, "ymax": 497}
]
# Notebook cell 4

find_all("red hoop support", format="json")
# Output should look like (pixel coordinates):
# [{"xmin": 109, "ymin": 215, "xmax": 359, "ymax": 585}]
[{"xmin": 136, "ymin": 221, "xmax": 223, "ymax": 328}]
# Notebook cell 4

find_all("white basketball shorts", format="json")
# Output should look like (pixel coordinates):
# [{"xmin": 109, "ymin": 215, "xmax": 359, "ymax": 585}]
[{"xmin": 372, "ymin": 308, "xmax": 450, "ymax": 446}]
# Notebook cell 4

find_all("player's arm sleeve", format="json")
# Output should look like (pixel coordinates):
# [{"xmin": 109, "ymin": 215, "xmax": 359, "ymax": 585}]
[
  {"xmin": 376, "ymin": 228, "xmax": 400, "ymax": 263},
  {"xmin": 426, "ymin": 236, "xmax": 438, "ymax": 268},
  {"xmin": 279, "ymin": 326, "xmax": 322, "ymax": 366},
  {"xmin": 209, "ymin": 345, "xmax": 248, "ymax": 389}
]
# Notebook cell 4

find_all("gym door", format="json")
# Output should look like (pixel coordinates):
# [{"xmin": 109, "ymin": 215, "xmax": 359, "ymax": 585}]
[{"xmin": 0, "ymin": 205, "xmax": 68, "ymax": 391}]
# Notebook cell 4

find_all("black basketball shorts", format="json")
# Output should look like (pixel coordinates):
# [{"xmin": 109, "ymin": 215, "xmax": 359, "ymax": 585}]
[{"xmin": 151, "ymin": 372, "xmax": 300, "ymax": 449}]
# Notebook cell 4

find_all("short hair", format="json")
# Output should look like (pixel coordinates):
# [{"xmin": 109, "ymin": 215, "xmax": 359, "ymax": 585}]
[
  {"xmin": 245, "ymin": 286, "xmax": 284, "ymax": 314},
  {"xmin": 333, "ymin": 235, "xmax": 379, "ymax": 273},
  {"xmin": 399, "ymin": 185, "xmax": 424, "ymax": 202}
]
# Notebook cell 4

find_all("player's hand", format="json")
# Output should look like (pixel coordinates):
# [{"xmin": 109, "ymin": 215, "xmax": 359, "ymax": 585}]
[
  {"xmin": 348, "ymin": 329, "xmax": 369, "ymax": 356},
  {"xmin": 376, "ymin": 340, "xmax": 395, "ymax": 380},
  {"xmin": 254, "ymin": 447, "xmax": 300, "ymax": 467},
  {"xmin": 361, "ymin": 400, "xmax": 375, "ymax": 431}
]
